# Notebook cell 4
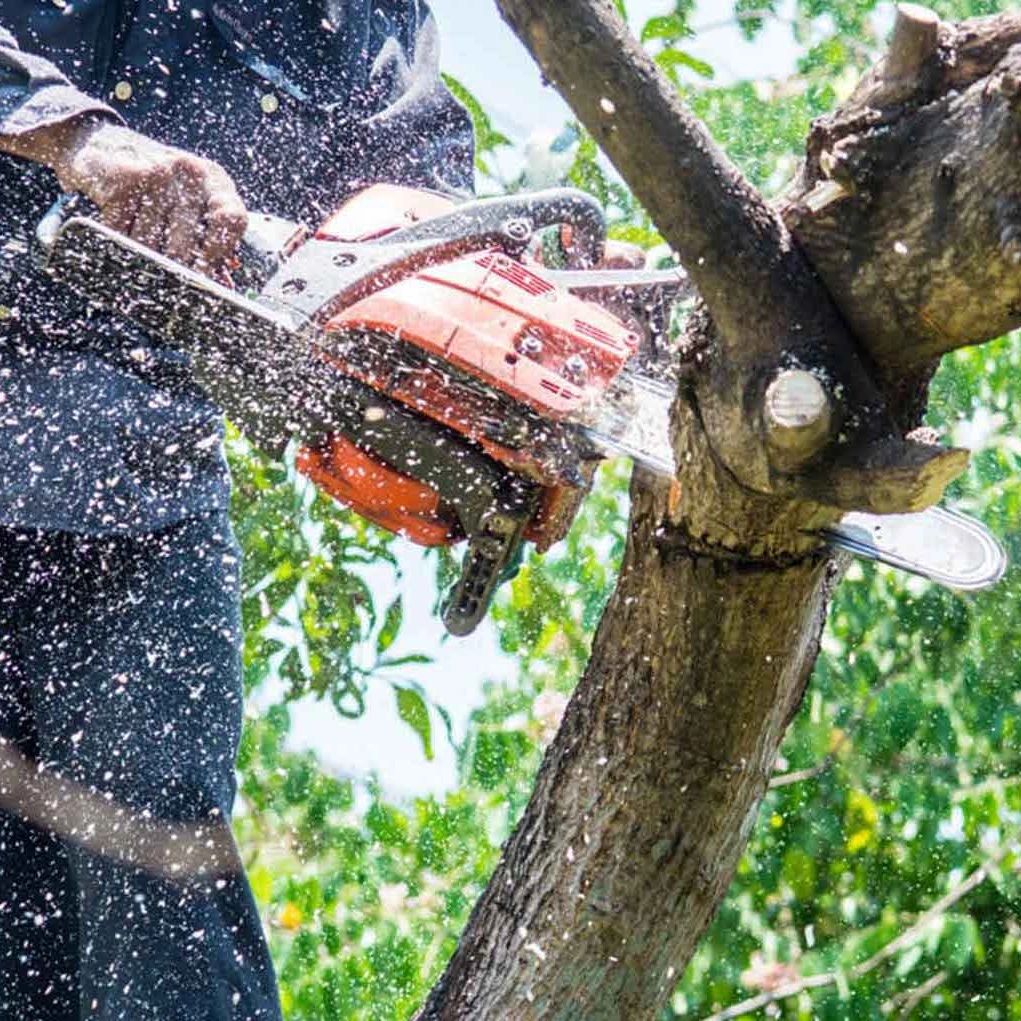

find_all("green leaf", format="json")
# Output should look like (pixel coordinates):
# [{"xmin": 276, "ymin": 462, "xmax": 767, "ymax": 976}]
[
  {"xmin": 641, "ymin": 14, "xmax": 690, "ymax": 44},
  {"xmin": 735, "ymin": 0, "xmax": 777, "ymax": 41},
  {"xmin": 781, "ymin": 846, "xmax": 817, "ymax": 901},
  {"xmin": 468, "ymin": 729, "xmax": 532, "ymax": 790},
  {"xmin": 894, "ymin": 943, "xmax": 924, "ymax": 978},
  {"xmin": 377, "ymin": 596, "xmax": 403, "ymax": 655},
  {"xmin": 377, "ymin": 653, "xmax": 433, "ymax": 669},
  {"xmin": 366, "ymin": 801, "xmax": 409, "ymax": 848},
  {"xmin": 940, "ymin": 914, "xmax": 984, "ymax": 974},
  {"xmin": 655, "ymin": 48, "xmax": 715, "ymax": 82},
  {"xmin": 395, "ymin": 684, "xmax": 434, "ymax": 761},
  {"xmin": 441, "ymin": 73, "xmax": 512, "ymax": 175}
]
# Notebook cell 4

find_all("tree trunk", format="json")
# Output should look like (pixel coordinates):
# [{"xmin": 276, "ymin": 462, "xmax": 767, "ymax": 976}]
[
  {"xmin": 421, "ymin": 482, "xmax": 832, "ymax": 1019},
  {"xmin": 418, "ymin": 5, "xmax": 1021, "ymax": 1019}
]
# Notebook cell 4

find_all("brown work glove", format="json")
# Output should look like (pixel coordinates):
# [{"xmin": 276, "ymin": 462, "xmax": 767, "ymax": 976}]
[
  {"xmin": 48, "ymin": 120, "xmax": 248, "ymax": 278},
  {"xmin": 598, "ymin": 239, "xmax": 646, "ymax": 270}
]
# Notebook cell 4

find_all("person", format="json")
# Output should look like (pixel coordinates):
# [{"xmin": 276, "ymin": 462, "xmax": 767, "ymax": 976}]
[{"xmin": 0, "ymin": 4, "xmax": 473, "ymax": 1019}]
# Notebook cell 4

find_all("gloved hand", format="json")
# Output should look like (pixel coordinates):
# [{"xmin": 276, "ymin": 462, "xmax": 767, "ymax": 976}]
[
  {"xmin": 599, "ymin": 239, "xmax": 646, "ymax": 270},
  {"xmin": 36, "ymin": 118, "xmax": 247, "ymax": 278}
]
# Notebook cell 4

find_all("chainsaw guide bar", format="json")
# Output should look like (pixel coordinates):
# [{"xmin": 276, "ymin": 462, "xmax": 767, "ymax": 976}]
[{"xmin": 42, "ymin": 187, "xmax": 1008, "ymax": 635}]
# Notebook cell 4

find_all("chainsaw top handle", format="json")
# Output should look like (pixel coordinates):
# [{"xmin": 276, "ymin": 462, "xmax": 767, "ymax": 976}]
[
  {"xmin": 380, "ymin": 188, "xmax": 607, "ymax": 268},
  {"xmin": 258, "ymin": 188, "xmax": 609, "ymax": 325}
]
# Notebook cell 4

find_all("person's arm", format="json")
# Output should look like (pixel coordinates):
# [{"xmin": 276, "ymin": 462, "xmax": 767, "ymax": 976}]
[
  {"xmin": 359, "ymin": 3, "xmax": 476, "ymax": 195},
  {"xmin": 0, "ymin": 26, "xmax": 246, "ymax": 274}
]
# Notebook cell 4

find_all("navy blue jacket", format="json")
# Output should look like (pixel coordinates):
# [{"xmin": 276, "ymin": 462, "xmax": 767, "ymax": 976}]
[{"xmin": 0, "ymin": 1, "xmax": 473, "ymax": 534}]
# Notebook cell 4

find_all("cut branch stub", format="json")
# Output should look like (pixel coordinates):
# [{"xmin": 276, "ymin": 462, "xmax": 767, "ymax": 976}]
[
  {"xmin": 887, "ymin": 3, "xmax": 942, "ymax": 80},
  {"xmin": 762, "ymin": 369, "xmax": 835, "ymax": 474},
  {"xmin": 811, "ymin": 2, "xmax": 950, "ymax": 120},
  {"xmin": 825, "ymin": 435, "xmax": 969, "ymax": 514}
]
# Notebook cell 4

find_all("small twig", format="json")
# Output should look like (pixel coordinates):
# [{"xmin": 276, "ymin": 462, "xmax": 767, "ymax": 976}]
[
  {"xmin": 881, "ymin": 969, "xmax": 948, "ymax": 1018},
  {"xmin": 703, "ymin": 973, "xmax": 834, "ymax": 1020},
  {"xmin": 701, "ymin": 854, "xmax": 1014, "ymax": 1021},
  {"xmin": 769, "ymin": 755, "xmax": 835, "ymax": 789},
  {"xmin": 850, "ymin": 864, "xmax": 990, "ymax": 977},
  {"xmin": 892, "ymin": 754, "xmax": 959, "ymax": 770},
  {"xmin": 774, "ymin": 747, "xmax": 1021, "ymax": 794}
]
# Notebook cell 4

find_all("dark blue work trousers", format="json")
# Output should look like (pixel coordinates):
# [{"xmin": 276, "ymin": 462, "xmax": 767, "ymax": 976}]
[{"xmin": 0, "ymin": 514, "xmax": 282, "ymax": 1020}]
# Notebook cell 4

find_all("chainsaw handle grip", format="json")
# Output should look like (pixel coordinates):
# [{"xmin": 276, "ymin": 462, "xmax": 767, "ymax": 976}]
[{"xmin": 383, "ymin": 188, "xmax": 607, "ymax": 269}]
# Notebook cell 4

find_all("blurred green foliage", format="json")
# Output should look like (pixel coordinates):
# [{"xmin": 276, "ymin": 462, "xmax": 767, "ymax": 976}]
[{"xmin": 228, "ymin": 2, "xmax": 1021, "ymax": 1018}]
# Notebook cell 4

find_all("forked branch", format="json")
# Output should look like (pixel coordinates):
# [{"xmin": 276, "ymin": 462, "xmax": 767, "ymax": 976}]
[{"xmin": 494, "ymin": 0, "xmax": 969, "ymax": 522}]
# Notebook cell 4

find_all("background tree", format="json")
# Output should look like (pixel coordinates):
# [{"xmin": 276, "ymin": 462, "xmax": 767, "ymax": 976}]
[{"xmin": 228, "ymin": 2, "xmax": 1021, "ymax": 1018}]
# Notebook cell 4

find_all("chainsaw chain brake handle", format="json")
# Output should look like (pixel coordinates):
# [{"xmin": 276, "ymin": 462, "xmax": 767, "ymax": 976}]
[{"xmin": 258, "ymin": 188, "xmax": 609, "ymax": 326}]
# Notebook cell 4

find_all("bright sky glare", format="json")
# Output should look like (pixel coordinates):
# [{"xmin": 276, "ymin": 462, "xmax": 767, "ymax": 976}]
[{"xmin": 429, "ymin": 0, "xmax": 802, "ymax": 147}]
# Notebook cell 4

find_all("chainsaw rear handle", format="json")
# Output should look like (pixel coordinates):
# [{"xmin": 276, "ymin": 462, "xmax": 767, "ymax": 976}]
[{"xmin": 36, "ymin": 193, "xmax": 297, "ymax": 292}]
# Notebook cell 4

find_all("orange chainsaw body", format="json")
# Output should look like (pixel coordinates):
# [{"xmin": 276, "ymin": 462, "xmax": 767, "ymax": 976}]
[{"xmin": 297, "ymin": 185, "xmax": 639, "ymax": 551}]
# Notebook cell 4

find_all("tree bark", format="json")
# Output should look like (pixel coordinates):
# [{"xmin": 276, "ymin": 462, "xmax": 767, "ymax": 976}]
[
  {"xmin": 788, "ymin": 13, "xmax": 1021, "ymax": 383},
  {"xmin": 418, "ymin": 5, "xmax": 1021, "ymax": 1019},
  {"xmin": 421, "ymin": 483, "xmax": 832, "ymax": 1020}
]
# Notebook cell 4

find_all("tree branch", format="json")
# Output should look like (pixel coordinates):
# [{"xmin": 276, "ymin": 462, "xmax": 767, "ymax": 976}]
[
  {"xmin": 769, "ymin": 755, "xmax": 836, "ymax": 790},
  {"xmin": 884, "ymin": 970, "xmax": 948, "ymax": 1019},
  {"xmin": 769, "ymin": 663, "xmax": 899, "ymax": 789}
]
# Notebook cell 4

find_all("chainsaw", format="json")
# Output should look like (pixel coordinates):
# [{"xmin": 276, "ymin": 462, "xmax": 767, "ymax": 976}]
[{"xmin": 38, "ymin": 185, "xmax": 1007, "ymax": 636}]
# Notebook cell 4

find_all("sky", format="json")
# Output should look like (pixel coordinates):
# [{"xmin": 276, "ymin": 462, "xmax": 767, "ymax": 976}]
[
  {"xmin": 284, "ymin": 0, "xmax": 813, "ymax": 796},
  {"xmin": 429, "ymin": 0, "xmax": 803, "ymax": 147}
]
